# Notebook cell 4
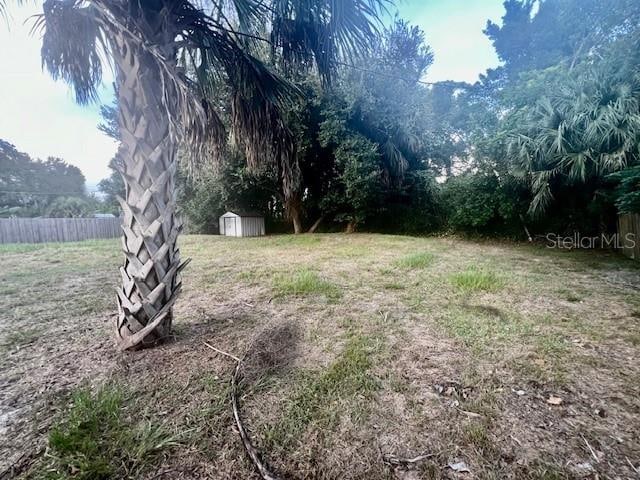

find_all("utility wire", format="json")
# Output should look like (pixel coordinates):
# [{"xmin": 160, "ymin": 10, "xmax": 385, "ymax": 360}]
[
  {"xmin": 216, "ymin": 25, "xmax": 447, "ymax": 87},
  {"xmin": 332, "ymin": 60, "xmax": 439, "ymax": 86},
  {"xmin": 0, "ymin": 190, "xmax": 88, "ymax": 195}
]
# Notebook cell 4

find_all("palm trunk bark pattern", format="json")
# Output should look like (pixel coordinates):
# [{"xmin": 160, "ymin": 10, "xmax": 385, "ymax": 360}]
[{"xmin": 112, "ymin": 37, "xmax": 188, "ymax": 350}]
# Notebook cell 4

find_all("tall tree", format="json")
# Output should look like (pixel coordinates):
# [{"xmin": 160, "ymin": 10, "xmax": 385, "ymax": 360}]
[
  {"xmin": 20, "ymin": 0, "xmax": 386, "ymax": 350},
  {"xmin": 317, "ymin": 19, "xmax": 443, "ymax": 231},
  {"xmin": 0, "ymin": 139, "xmax": 86, "ymax": 217},
  {"xmin": 97, "ymin": 100, "xmax": 126, "ymax": 214},
  {"xmin": 485, "ymin": 0, "xmax": 640, "ymax": 82}
]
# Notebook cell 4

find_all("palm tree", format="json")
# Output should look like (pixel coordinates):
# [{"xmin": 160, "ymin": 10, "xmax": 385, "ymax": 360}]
[
  {"xmin": 11, "ymin": 0, "xmax": 386, "ymax": 350},
  {"xmin": 508, "ymin": 65, "xmax": 640, "ymax": 215}
]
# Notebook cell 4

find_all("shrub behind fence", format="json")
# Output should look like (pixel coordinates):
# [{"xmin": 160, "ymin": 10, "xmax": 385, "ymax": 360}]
[{"xmin": 0, "ymin": 217, "xmax": 121, "ymax": 244}]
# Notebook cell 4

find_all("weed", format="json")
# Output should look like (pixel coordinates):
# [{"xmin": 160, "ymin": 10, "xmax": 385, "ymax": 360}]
[
  {"xmin": 438, "ymin": 306, "xmax": 533, "ymax": 351},
  {"xmin": 273, "ymin": 268, "xmax": 341, "ymax": 299},
  {"xmin": 514, "ymin": 460, "xmax": 573, "ymax": 479},
  {"xmin": 462, "ymin": 423, "xmax": 491, "ymax": 450},
  {"xmin": 396, "ymin": 252, "xmax": 434, "ymax": 269},
  {"xmin": 450, "ymin": 266, "xmax": 504, "ymax": 292},
  {"xmin": 536, "ymin": 334, "xmax": 567, "ymax": 356},
  {"xmin": 463, "ymin": 390, "xmax": 500, "ymax": 420},
  {"xmin": 236, "ymin": 269, "xmax": 266, "ymax": 284},
  {"xmin": 625, "ymin": 332, "xmax": 640, "ymax": 346},
  {"xmin": 0, "ymin": 327, "xmax": 42, "ymax": 350},
  {"xmin": 556, "ymin": 288, "xmax": 582, "ymax": 302},
  {"xmin": 33, "ymin": 384, "xmax": 179, "ymax": 479}
]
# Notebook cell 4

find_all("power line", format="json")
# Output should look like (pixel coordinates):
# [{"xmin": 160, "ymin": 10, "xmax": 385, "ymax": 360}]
[
  {"xmin": 333, "ymin": 60, "xmax": 438, "ymax": 86},
  {"xmin": 0, "ymin": 190, "xmax": 87, "ymax": 195},
  {"xmin": 216, "ymin": 25, "xmax": 444, "ymax": 87}
]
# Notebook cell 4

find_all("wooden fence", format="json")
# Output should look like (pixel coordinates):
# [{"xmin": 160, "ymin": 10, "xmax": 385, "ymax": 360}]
[
  {"xmin": 0, "ymin": 217, "xmax": 121, "ymax": 244},
  {"xmin": 618, "ymin": 213, "xmax": 640, "ymax": 260}
]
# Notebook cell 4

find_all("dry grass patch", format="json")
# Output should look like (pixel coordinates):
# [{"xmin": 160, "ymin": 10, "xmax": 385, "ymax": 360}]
[
  {"xmin": 1, "ymin": 234, "xmax": 640, "ymax": 479},
  {"xmin": 261, "ymin": 332, "xmax": 382, "ymax": 451}
]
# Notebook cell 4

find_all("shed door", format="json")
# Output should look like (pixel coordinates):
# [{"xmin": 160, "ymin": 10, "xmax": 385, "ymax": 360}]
[{"xmin": 224, "ymin": 217, "xmax": 236, "ymax": 236}]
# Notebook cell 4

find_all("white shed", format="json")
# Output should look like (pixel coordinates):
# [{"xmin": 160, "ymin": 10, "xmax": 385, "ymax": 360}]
[{"xmin": 219, "ymin": 211, "xmax": 265, "ymax": 237}]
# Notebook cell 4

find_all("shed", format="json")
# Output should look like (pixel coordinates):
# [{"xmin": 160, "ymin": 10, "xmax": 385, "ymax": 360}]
[{"xmin": 219, "ymin": 211, "xmax": 265, "ymax": 237}]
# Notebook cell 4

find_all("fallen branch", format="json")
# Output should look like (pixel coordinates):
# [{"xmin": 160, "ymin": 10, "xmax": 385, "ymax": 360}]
[
  {"xmin": 203, "ymin": 341, "xmax": 281, "ymax": 480},
  {"xmin": 231, "ymin": 361, "xmax": 281, "ymax": 480},
  {"xmin": 581, "ymin": 434, "xmax": 599, "ymax": 463},
  {"xmin": 382, "ymin": 450, "xmax": 438, "ymax": 468},
  {"xmin": 307, "ymin": 215, "xmax": 325, "ymax": 234},
  {"xmin": 203, "ymin": 341, "xmax": 241, "ymax": 363},
  {"xmin": 457, "ymin": 408, "xmax": 483, "ymax": 419}
]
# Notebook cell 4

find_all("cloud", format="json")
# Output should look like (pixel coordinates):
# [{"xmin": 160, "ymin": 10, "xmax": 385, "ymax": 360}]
[{"xmin": 0, "ymin": 2, "xmax": 117, "ymax": 184}]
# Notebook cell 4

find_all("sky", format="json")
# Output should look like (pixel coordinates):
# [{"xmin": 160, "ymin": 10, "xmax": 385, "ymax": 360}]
[{"xmin": 0, "ymin": 0, "xmax": 505, "ymax": 186}]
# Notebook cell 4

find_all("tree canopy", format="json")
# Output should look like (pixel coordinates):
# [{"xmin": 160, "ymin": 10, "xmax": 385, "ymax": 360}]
[
  {"xmin": 175, "ymin": 0, "xmax": 640, "ymax": 236},
  {"xmin": 0, "ymin": 140, "xmax": 88, "ymax": 217}
]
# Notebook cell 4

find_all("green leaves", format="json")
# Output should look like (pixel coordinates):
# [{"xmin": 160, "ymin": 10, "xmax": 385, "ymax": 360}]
[
  {"xmin": 610, "ymin": 166, "xmax": 640, "ymax": 214},
  {"xmin": 270, "ymin": 0, "xmax": 387, "ymax": 84},
  {"xmin": 506, "ymin": 65, "xmax": 640, "ymax": 215}
]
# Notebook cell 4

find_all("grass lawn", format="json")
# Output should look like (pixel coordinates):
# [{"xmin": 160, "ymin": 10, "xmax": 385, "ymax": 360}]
[{"xmin": 1, "ymin": 233, "xmax": 639, "ymax": 479}]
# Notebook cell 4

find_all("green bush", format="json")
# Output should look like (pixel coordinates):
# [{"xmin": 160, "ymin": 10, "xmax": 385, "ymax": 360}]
[
  {"xmin": 611, "ymin": 166, "xmax": 640, "ymax": 214},
  {"xmin": 45, "ymin": 196, "xmax": 96, "ymax": 218},
  {"xmin": 441, "ymin": 172, "xmax": 529, "ymax": 235}
]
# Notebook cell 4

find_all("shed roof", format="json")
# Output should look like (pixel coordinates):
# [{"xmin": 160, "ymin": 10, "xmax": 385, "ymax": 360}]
[{"xmin": 221, "ymin": 210, "xmax": 264, "ymax": 218}]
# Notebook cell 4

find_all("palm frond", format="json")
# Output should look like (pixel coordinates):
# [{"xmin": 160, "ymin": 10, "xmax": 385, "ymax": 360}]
[
  {"xmin": 39, "ymin": 0, "xmax": 105, "ymax": 104},
  {"xmin": 181, "ymin": 14, "xmax": 300, "ymax": 170},
  {"xmin": 270, "ymin": 0, "xmax": 388, "ymax": 83},
  {"xmin": 33, "ymin": 0, "xmax": 387, "ymax": 182},
  {"xmin": 505, "ymin": 60, "xmax": 640, "ymax": 214}
]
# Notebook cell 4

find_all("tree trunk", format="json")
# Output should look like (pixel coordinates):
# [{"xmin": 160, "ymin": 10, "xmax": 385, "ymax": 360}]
[
  {"xmin": 292, "ymin": 210, "xmax": 303, "ymax": 234},
  {"xmin": 307, "ymin": 215, "xmax": 325, "ymax": 234},
  {"xmin": 286, "ymin": 194, "xmax": 303, "ymax": 234},
  {"xmin": 112, "ymin": 36, "xmax": 187, "ymax": 350},
  {"xmin": 346, "ymin": 221, "xmax": 356, "ymax": 233}
]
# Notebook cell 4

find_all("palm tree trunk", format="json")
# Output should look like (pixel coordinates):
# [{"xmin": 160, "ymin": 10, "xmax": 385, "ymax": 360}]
[{"xmin": 112, "ymin": 36, "xmax": 187, "ymax": 350}]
